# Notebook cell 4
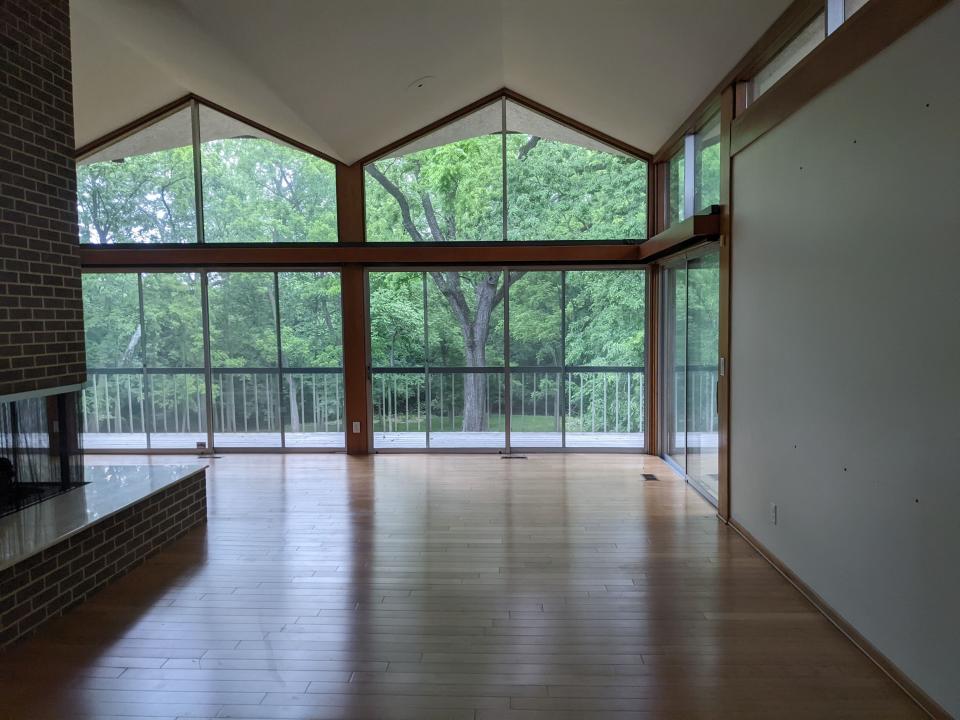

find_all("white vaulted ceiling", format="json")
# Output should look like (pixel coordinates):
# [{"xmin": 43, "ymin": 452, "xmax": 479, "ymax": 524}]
[{"xmin": 70, "ymin": 0, "xmax": 791, "ymax": 163}]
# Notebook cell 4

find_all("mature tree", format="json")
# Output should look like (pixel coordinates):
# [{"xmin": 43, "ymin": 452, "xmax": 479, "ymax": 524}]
[{"xmin": 365, "ymin": 132, "xmax": 647, "ymax": 430}]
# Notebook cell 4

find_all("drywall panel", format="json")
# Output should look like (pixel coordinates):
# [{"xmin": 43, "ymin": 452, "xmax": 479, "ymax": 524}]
[{"xmin": 731, "ymin": 2, "xmax": 960, "ymax": 713}]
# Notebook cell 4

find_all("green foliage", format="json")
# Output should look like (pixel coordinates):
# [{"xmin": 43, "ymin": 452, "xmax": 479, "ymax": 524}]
[
  {"xmin": 77, "ymin": 146, "xmax": 197, "ymax": 244},
  {"xmin": 365, "ymin": 133, "xmax": 647, "ymax": 242}
]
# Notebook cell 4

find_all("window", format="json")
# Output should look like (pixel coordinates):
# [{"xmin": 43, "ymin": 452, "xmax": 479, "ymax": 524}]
[
  {"xmin": 694, "ymin": 114, "xmax": 721, "ymax": 212},
  {"xmin": 661, "ymin": 245, "xmax": 720, "ymax": 503},
  {"xmin": 751, "ymin": 13, "xmax": 826, "ymax": 100},
  {"xmin": 80, "ymin": 270, "xmax": 343, "ymax": 450},
  {"xmin": 141, "ymin": 272, "xmax": 207, "ymax": 449},
  {"xmin": 845, "ymin": 0, "xmax": 870, "ymax": 20},
  {"xmin": 368, "ymin": 268, "xmax": 646, "ymax": 451},
  {"xmin": 199, "ymin": 107, "xmax": 337, "ymax": 243},
  {"xmin": 278, "ymin": 272, "xmax": 344, "ymax": 446},
  {"xmin": 77, "ymin": 101, "xmax": 337, "ymax": 245},
  {"xmin": 668, "ymin": 148, "xmax": 685, "ymax": 225},
  {"xmin": 207, "ymin": 272, "xmax": 282, "ymax": 447},
  {"xmin": 81, "ymin": 273, "xmax": 147, "ymax": 448},
  {"xmin": 77, "ymin": 107, "xmax": 197, "ymax": 244},
  {"xmin": 364, "ymin": 98, "xmax": 647, "ymax": 242}
]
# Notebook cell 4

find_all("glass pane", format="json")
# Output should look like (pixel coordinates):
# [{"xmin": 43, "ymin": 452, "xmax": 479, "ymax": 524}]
[
  {"xmin": 694, "ymin": 115, "xmax": 721, "ymax": 212},
  {"xmin": 662, "ymin": 262, "xmax": 687, "ymax": 472},
  {"xmin": 669, "ymin": 149, "xmax": 685, "ymax": 226},
  {"xmin": 278, "ymin": 272, "xmax": 344, "ymax": 448},
  {"xmin": 427, "ymin": 271, "xmax": 505, "ymax": 448},
  {"xmin": 845, "ymin": 0, "xmax": 869, "ymax": 19},
  {"xmin": 141, "ymin": 272, "xmax": 207, "ymax": 448},
  {"xmin": 508, "ymin": 271, "xmax": 561, "ymax": 447},
  {"xmin": 752, "ymin": 14, "xmax": 826, "ymax": 99},
  {"xmin": 428, "ymin": 372, "xmax": 505, "ymax": 449},
  {"xmin": 77, "ymin": 107, "xmax": 196, "ymax": 244},
  {"xmin": 686, "ymin": 249, "xmax": 720, "ymax": 502},
  {"xmin": 207, "ymin": 272, "xmax": 281, "ymax": 447},
  {"xmin": 365, "ymin": 103, "xmax": 503, "ymax": 242},
  {"xmin": 199, "ymin": 106, "xmax": 337, "ymax": 243},
  {"xmin": 565, "ymin": 270, "xmax": 646, "ymax": 449},
  {"xmin": 506, "ymin": 101, "xmax": 647, "ymax": 240},
  {"xmin": 370, "ymin": 272, "xmax": 426, "ymax": 449},
  {"xmin": 81, "ymin": 273, "xmax": 147, "ymax": 449}
]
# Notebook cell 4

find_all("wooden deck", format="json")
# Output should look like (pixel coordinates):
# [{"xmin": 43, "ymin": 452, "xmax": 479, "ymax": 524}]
[
  {"xmin": 81, "ymin": 431, "xmax": 719, "ymax": 451},
  {"xmin": 0, "ymin": 454, "xmax": 921, "ymax": 719}
]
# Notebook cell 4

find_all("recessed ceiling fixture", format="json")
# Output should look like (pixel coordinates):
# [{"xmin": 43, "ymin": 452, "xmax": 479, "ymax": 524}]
[{"xmin": 407, "ymin": 75, "xmax": 435, "ymax": 91}]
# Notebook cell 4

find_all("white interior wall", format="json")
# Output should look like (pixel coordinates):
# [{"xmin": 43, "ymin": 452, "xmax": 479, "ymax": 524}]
[{"xmin": 730, "ymin": 3, "xmax": 960, "ymax": 714}]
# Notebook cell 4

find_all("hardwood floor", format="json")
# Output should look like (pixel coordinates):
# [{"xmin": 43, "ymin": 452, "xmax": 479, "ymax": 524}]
[{"xmin": 0, "ymin": 454, "xmax": 921, "ymax": 719}]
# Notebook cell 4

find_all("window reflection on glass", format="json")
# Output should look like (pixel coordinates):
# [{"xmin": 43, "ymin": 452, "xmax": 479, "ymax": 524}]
[
  {"xmin": 77, "ymin": 107, "xmax": 197, "ymax": 244},
  {"xmin": 751, "ymin": 13, "xmax": 826, "ymax": 100}
]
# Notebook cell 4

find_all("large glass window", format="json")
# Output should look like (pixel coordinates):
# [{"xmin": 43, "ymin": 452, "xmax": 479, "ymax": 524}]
[
  {"xmin": 207, "ymin": 272, "xmax": 281, "ymax": 447},
  {"xmin": 427, "ymin": 271, "xmax": 506, "ymax": 448},
  {"xmin": 367, "ymin": 268, "xmax": 646, "ymax": 451},
  {"xmin": 77, "ymin": 107, "xmax": 197, "ymax": 244},
  {"xmin": 694, "ymin": 114, "xmax": 721, "ymax": 213},
  {"xmin": 509, "ymin": 272, "xmax": 562, "ymax": 447},
  {"xmin": 141, "ymin": 272, "xmax": 207, "ymax": 449},
  {"xmin": 77, "ymin": 101, "xmax": 337, "ymax": 245},
  {"xmin": 661, "ymin": 244, "xmax": 720, "ymax": 503},
  {"xmin": 668, "ymin": 148, "xmax": 685, "ymax": 226},
  {"xmin": 364, "ymin": 98, "xmax": 647, "ymax": 242},
  {"xmin": 199, "ymin": 107, "xmax": 337, "ymax": 243},
  {"xmin": 278, "ymin": 272, "xmax": 344, "ymax": 448},
  {"xmin": 565, "ymin": 271, "xmax": 646, "ymax": 449},
  {"xmin": 80, "ymin": 270, "xmax": 343, "ymax": 451},
  {"xmin": 81, "ymin": 273, "xmax": 147, "ymax": 448},
  {"xmin": 370, "ymin": 272, "xmax": 427, "ymax": 449}
]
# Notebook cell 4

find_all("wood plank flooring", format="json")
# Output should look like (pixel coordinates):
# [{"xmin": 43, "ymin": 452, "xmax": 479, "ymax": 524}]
[{"xmin": 0, "ymin": 454, "xmax": 921, "ymax": 719}]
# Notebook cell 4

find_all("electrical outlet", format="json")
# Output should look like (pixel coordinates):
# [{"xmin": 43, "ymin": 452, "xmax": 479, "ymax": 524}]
[
  {"xmin": 352, "ymin": 421, "xmax": 361, "ymax": 434},
  {"xmin": 770, "ymin": 503, "xmax": 778, "ymax": 525}
]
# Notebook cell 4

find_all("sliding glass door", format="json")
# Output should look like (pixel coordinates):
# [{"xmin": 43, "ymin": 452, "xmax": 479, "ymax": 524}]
[
  {"xmin": 81, "ymin": 270, "xmax": 344, "ymax": 451},
  {"xmin": 368, "ymin": 267, "xmax": 647, "ymax": 452},
  {"xmin": 661, "ymin": 244, "xmax": 720, "ymax": 502}
]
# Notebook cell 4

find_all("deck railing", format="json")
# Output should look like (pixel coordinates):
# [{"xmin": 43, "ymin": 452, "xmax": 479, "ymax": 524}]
[
  {"xmin": 81, "ymin": 367, "xmax": 343, "ymax": 446},
  {"xmin": 83, "ymin": 365, "xmax": 718, "ymax": 447}
]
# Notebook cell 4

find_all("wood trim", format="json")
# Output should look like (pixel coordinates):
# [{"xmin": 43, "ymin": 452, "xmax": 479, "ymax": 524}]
[
  {"xmin": 645, "ymin": 265, "xmax": 660, "ymax": 456},
  {"xmin": 652, "ymin": 0, "xmax": 824, "ymax": 163},
  {"xmin": 336, "ymin": 164, "xmax": 366, "ymax": 243},
  {"xmin": 731, "ymin": 0, "xmax": 949, "ymax": 156},
  {"xmin": 501, "ymin": 89, "xmax": 653, "ymax": 161},
  {"xmin": 340, "ymin": 265, "xmax": 371, "ymax": 455},
  {"xmin": 636, "ymin": 213, "xmax": 722, "ymax": 262},
  {"xmin": 716, "ymin": 87, "xmax": 735, "ymax": 523},
  {"xmin": 75, "ymin": 93, "xmax": 344, "ymax": 166},
  {"xmin": 78, "ymin": 243, "xmax": 644, "ymax": 270},
  {"xmin": 728, "ymin": 518, "xmax": 952, "ymax": 720},
  {"xmin": 357, "ymin": 88, "xmax": 653, "ymax": 166}
]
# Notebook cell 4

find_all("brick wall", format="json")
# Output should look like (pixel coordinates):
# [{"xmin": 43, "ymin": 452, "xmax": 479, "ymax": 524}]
[
  {"xmin": 0, "ymin": 469, "xmax": 207, "ymax": 648},
  {"xmin": 0, "ymin": 0, "xmax": 85, "ymax": 397}
]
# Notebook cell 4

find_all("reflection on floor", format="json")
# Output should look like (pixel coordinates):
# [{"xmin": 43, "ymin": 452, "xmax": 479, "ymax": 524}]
[{"xmin": 0, "ymin": 454, "xmax": 921, "ymax": 719}]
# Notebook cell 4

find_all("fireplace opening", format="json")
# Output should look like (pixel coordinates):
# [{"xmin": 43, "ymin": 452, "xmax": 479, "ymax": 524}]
[{"xmin": 0, "ymin": 391, "xmax": 86, "ymax": 518}]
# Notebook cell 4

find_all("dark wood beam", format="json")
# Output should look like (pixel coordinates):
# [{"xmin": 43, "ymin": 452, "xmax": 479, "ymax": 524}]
[
  {"xmin": 79, "ymin": 242, "xmax": 645, "ymax": 271},
  {"xmin": 636, "ymin": 213, "xmax": 722, "ymax": 262}
]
